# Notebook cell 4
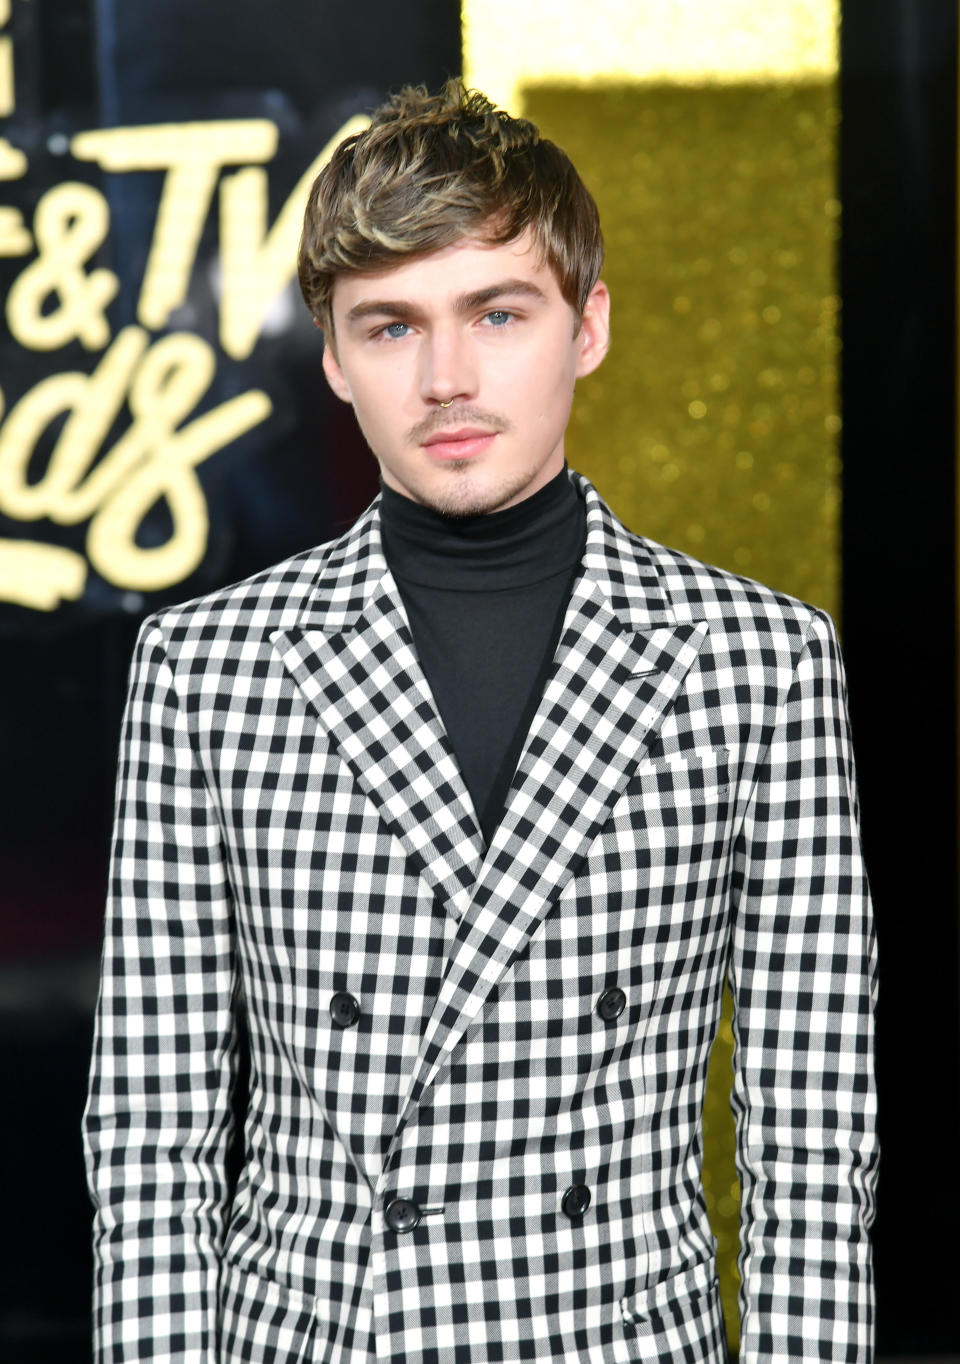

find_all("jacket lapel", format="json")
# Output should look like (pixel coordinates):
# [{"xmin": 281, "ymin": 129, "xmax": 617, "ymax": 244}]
[
  {"xmin": 389, "ymin": 477, "xmax": 709, "ymax": 1138},
  {"xmin": 271, "ymin": 504, "xmax": 484, "ymax": 918},
  {"xmin": 271, "ymin": 480, "xmax": 710, "ymax": 1155}
]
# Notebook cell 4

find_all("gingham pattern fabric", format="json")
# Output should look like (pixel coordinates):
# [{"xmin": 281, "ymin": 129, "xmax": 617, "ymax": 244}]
[{"xmin": 84, "ymin": 472, "xmax": 878, "ymax": 1364}]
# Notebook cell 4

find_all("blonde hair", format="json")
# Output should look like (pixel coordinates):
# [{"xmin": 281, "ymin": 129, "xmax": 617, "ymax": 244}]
[{"xmin": 298, "ymin": 81, "xmax": 604, "ymax": 333}]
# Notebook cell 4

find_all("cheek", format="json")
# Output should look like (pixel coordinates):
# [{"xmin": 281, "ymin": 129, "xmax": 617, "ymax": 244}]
[
  {"xmin": 526, "ymin": 362, "xmax": 578, "ymax": 428},
  {"xmin": 351, "ymin": 378, "xmax": 405, "ymax": 440},
  {"xmin": 493, "ymin": 347, "xmax": 574, "ymax": 417}
]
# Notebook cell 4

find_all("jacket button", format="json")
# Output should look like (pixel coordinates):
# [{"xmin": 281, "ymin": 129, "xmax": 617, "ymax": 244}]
[
  {"xmin": 561, "ymin": 1185, "xmax": 591, "ymax": 1219},
  {"xmin": 384, "ymin": 1197, "xmax": 421, "ymax": 1232},
  {"xmin": 596, "ymin": 986, "xmax": 626, "ymax": 1021},
  {"xmin": 329, "ymin": 992, "xmax": 361, "ymax": 1028}
]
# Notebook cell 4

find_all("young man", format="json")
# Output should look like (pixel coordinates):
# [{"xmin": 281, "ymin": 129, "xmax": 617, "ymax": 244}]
[{"xmin": 85, "ymin": 85, "xmax": 878, "ymax": 1363}]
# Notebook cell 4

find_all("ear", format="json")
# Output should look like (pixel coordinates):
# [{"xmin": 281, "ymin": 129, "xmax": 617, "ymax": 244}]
[
  {"xmin": 575, "ymin": 280, "xmax": 611, "ymax": 379},
  {"xmin": 321, "ymin": 337, "xmax": 353, "ymax": 404}
]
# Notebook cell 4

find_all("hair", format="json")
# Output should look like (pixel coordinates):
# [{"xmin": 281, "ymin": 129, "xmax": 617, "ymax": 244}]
[{"xmin": 297, "ymin": 80, "xmax": 604, "ymax": 336}]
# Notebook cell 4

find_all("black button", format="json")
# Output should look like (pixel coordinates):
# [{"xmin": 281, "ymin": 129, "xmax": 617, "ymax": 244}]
[
  {"xmin": 561, "ymin": 1185, "xmax": 591, "ymax": 1219},
  {"xmin": 384, "ymin": 1197, "xmax": 421, "ymax": 1232},
  {"xmin": 329, "ymin": 992, "xmax": 361, "ymax": 1028},
  {"xmin": 596, "ymin": 986, "xmax": 626, "ymax": 1021}
]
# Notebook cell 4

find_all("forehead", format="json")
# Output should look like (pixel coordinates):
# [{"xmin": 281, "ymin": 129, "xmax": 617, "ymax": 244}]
[{"xmin": 329, "ymin": 229, "xmax": 560, "ymax": 314}]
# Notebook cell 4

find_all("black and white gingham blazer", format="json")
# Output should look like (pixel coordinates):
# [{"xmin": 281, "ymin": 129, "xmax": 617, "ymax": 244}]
[{"xmin": 85, "ymin": 472, "xmax": 878, "ymax": 1363}]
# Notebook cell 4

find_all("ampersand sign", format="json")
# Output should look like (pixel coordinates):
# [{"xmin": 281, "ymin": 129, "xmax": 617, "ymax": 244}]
[{"xmin": 6, "ymin": 181, "xmax": 119, "ymax": 351}]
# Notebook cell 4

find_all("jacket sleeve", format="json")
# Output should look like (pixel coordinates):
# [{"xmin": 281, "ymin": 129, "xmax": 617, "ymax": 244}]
[
  {"xmin": 84, "ymin": 618, "xmax": 239, "ymax": 1363},
  {"xmin": 728, "ymin": 609, "xmax": 879, "ymax": 1362}
]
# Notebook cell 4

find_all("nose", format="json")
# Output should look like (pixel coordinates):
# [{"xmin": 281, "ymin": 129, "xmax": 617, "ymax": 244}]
[{"xmin": 418, "ymin": 323, "xmax": 477, "ymax": 407}]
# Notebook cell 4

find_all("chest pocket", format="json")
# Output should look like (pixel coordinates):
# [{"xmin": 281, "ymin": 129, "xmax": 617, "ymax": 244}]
[
  {"xmin": 605, "ymin": 746, "xmax": 734, "ymax": 888},
  {"xmin": 626, "ymin": 745, "xmax": 730, "ymax": 803}
]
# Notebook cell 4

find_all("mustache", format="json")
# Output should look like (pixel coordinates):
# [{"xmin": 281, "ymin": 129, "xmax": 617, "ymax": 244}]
[{"xmin": 407, "ymin": 405, "xmax": 512, "ymax": 444}]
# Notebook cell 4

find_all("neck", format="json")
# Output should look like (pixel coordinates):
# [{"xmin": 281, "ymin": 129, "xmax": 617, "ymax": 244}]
[{"xmin": 379, "ymin": 467, "xmax": 585, "ymax": 592}]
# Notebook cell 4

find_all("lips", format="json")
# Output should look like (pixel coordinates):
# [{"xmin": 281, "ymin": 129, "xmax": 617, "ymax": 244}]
[
  {"xmin": 422, "ymin": 427, "xmax": 497, "ymax": 461},
  {"xmin": 423, "ymin": 426, "xmax": 492, "ymax": 446}
]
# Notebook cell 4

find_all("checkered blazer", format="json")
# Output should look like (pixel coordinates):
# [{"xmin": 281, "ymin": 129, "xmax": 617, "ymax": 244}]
[{"xmin": 84, "ymin": 472, "xmax": 878, "ymax": 1363}]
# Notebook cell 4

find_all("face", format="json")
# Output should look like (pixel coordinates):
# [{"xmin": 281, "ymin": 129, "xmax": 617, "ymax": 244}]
[{"xmin": 321, "ymin": 229, "xmax": 610, "ymax": 517}]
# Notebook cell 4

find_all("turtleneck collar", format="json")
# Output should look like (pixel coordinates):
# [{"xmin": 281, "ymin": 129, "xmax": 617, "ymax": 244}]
[{"xmin": 379, "ymin": 468, "xmax": 586, "ymax": 592}]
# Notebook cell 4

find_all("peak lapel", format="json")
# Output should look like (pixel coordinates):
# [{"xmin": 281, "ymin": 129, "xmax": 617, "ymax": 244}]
[
  {"xmin": 271, "ymin": 505, "xmax": 484, "ymax": 918},
  {"xmin": 389, "ymin": 478, "xmax": 709, "ymax": 1136}
]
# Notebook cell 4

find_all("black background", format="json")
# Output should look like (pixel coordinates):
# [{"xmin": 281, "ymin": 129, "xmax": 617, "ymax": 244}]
[{"xmin": 841, "ymin": 0, "xmax": 960, "ymax": 1349}]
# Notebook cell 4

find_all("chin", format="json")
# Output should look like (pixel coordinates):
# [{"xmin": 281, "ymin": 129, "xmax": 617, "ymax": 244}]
[{"xmin": 411, "ymin": 465, "xmax": 543, "ymax": 519}]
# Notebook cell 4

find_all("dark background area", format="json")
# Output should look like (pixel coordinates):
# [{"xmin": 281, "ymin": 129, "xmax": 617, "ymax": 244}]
[
  {"xmin": 1, "ymin": 0, "xmax": 958, "ymax": 1357},
  {"xmin": 840, "ymin": 0, "xmax": 960, "ymax": 1349}
]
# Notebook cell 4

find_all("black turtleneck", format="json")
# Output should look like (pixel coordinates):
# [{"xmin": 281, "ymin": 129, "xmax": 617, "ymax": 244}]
[{"xmin": 380, "ymin": 469, "xmax": 586, "ymax": 845}]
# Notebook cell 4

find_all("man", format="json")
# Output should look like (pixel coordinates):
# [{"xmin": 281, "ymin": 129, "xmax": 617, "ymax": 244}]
[{"xmin": 85, "ymin": 84, "xmax": 878, "ymax": 1363}]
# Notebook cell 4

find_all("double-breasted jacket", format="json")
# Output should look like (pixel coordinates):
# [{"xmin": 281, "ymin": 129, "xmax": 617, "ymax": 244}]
[{"xmin": 85, "ymin": 473, "xmax": 878, "ymax": 1363}]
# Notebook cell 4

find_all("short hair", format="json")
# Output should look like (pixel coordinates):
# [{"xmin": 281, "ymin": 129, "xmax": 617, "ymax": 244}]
[{"xmin": 298, "ymin": 80, "xmax": 604, "ymax": 335}]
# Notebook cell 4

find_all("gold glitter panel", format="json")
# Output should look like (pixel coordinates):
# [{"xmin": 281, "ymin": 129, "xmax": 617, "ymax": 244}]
[
  {"xmin": 525, "ymin": 81, "xmax": 840, "ymax": 618},
  {"xmin": 464, "ymin": 0, "xmax": 838, "ymax": 113},
  {"xmin": 522, "ymin": 80, "xmax": 840, "ymax": 1351}
]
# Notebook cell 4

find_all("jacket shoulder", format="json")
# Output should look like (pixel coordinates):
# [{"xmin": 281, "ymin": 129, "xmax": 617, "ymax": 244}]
[
  {"xmin": 633, "ymin": 531, "xmax": 833, "ymax": 641},
  {"xmin": 132, "ymin": 506, "xmax": 377, "ymax": 668},
  {"xmin": 157, "ymin": 548, "xmax": 321, "ymax": 635},
  {"xmin": 575, "ymin": 471, "xmax": 831, "ymax": 644}
]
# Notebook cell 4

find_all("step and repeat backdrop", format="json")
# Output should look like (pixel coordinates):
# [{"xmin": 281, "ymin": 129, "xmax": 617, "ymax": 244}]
[{"xmin": 1, "ymin": 0, "xmax": 957, "ymax": 1357}]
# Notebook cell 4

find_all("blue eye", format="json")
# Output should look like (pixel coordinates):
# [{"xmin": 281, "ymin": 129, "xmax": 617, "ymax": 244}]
[
  {"xmin": 486, "ymin": 310, "xmax": 511, "ymax": 326},
  {"xmin": 378, "ymin": 322, "xmax": 410, "ymax": 340}
]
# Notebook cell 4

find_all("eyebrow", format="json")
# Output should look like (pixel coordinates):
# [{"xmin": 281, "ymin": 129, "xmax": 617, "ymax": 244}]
[{"xmin": 343, "ymin": 278, "xmax": 549, "ymax": 326}]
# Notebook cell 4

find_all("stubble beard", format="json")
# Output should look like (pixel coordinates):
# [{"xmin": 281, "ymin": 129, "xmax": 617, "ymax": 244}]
[
  {"xmin": 387, "ymin": 404, "xmax": 536, "ymax": 518},
  {"xmin": 413, "ymin": 460, "xmax": 543, "ymax": 519}
]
